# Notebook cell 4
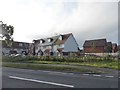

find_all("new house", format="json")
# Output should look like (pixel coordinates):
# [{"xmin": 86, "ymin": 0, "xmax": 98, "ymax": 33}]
[
  {"xmin": 33, "ymin": 33, "xmax": 80, "ymax": 56},
  {"xmin": 2, "ymin": 40, "xmax": 30, "ymax": 55},
  {"xmin": 83, "ymin": 39, "xmax": 112, "ymax": 53}
]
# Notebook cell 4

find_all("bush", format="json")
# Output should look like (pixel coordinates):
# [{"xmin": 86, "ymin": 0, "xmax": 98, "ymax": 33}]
[
  {"xmin": 2, "ymin": 55, "xmax": 118, "ymax": 63},
  {"xmin": 2, "ymin": 56, "xmax": 39, "ymax": 62}
]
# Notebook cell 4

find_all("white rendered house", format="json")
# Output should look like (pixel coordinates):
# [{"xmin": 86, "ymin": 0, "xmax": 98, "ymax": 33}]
[{"xmin": 34, "ymin": 33, "xmax": 79, "ymax": 56}]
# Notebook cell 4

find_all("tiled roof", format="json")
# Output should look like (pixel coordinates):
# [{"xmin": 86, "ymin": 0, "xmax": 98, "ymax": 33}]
[
  {"xmin": 83, "ymin": 39, "xmax": 107, "ymax": 47},
  {"xmin": 55, "ymin": 33, "xmax": 72, "ymax": 45},
  {"xmin": 57, "ymin": 48, "xmax": 64, "ymax": 52},
  {"xmin": 35, "ymin": 35, "xmax": 59, "ymax": 46},
  {"xmin": 2, "ymin": 40, "xmax": 30, "ymax": 49},
  {"xmin": 34, "ymin": 33, "xmax": 72, "ymax": 46},
  {"xmin": 112, "ymin": 43, "xmax": 117, "ymax": 47}
]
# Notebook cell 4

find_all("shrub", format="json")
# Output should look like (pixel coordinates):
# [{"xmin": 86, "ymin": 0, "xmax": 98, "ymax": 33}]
[{"xmin": 2, "ymin": 55, "xmax": 118, "ymax": 63}]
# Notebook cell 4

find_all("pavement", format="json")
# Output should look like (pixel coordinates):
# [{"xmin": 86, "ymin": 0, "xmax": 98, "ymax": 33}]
[{"xmin": 2, "ymin": 67, "xmax": 119, "ymax": 88}]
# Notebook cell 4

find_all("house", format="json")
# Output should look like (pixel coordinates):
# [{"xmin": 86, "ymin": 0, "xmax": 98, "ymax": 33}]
[
  {"xmin": 2, "ymin": 40, "xmax": 30, "ymax": 55},
  {"xmin": 33, "ymin": 33, "xmax": 80, "ymax": 56},
  {"xmin": 106, "ymin": 42, "xmax": 112, "ymax": 53},
  {"xmin": 112, "ymin": 43, "xmax": 118, "ymax": 53},
  {"xmin": 28, "ymin": 43, "xmax": 34, "ymax": 55},
  {"xmin": 83, "ymin": 39, "xmax": 108, "ymax": 53},
  {"xmin": 118, "ymin": 45, "xmax": 120, "ymax": 51}
]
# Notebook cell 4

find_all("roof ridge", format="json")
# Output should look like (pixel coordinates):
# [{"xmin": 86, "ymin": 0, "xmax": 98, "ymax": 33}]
[
  {"xmin": 35, "ymin": 33, "xmax": 72, "ymax": 40},
  {"xmin": 85, "ymin": 38, "xmax": 106, "ymax": 41}
]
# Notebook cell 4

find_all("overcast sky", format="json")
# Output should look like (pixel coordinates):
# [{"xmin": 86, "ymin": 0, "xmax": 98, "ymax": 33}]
[{"xmin": 0, "ymin": 0, "xmax": 118, "ymax": 48}]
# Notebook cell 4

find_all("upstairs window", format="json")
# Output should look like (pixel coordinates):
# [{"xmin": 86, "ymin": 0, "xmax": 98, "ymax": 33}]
[
  {"xmin": 40, "ymin": 39, "xmax": 45, "ymax": 44},
  {"xmin": 19, "ymin": 43, "xmax": 23, "ymax": 46},
  {"xmin": 48, "ymin": 38, "xmax": 53, "ymax": 42},
  {"xmin": 40, "ymin": 40, "xmax": 42, "ymax": 44}
]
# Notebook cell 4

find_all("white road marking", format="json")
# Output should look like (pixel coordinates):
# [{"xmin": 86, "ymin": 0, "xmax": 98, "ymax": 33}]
[
  {"xmin": 93, "ymin": 75, "xmax": 101, "ymax": 77},
  {"xmin": 43, "ymin": 71, "xmax": 74, "ymax": 75},
  {"xmin": 83, "ymin": 74, "xmax": 89, "ymax": 76},
  {"xmin": 43, "ymin": 71, "xmax": 52, "ymax": 73},
  {"xmin": 49, "ymin": 72, "xmax": 74, "ymax": 75},
  {"xmin": 9, "ymin": 76, "xmax": 74, "ymax": 88},
  {"xmin": 105, "ymin": 76, "xmax": 114, "ymax": 78}
]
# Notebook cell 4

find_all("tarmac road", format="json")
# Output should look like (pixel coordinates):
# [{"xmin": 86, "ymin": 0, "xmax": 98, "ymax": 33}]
[{"xmin": 2, "ymin": 67, "xmax": 119, "ymax": 88}]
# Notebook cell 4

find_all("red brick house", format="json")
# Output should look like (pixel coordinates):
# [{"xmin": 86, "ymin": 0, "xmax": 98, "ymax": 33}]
[{"xmin": 83, "ymin": 39, "xmax": 107, "ymax": 53}]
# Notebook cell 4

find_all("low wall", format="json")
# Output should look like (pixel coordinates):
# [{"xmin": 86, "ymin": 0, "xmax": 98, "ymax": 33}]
[{"xmin": 84, "ymin": 53, "xmax": 119, "ymax": 57}]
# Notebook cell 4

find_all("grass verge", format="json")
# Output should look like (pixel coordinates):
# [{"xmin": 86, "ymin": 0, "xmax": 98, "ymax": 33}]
[
  {"xmin": 2, "ymin": 62, "xmax": 101, "ymax": 74},
  {"xmin": 30, "ymin": 60, "xmax": 119, "ymax": 70}
]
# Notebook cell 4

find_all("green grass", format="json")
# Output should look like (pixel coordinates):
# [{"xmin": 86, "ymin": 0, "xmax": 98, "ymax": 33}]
[
  {"xmin": 2, "ymin": 56, "xmax": 119, "ymax": 70},
  {"xmin": 29, "ymin": 60, "xmax": 119, "ymax": 70},
  {"xmin": 78, "ymin": 62, "xmax": 119, "ymax": 70},
  {"xmin": 3, "ymin": 62, "xmax": 96, "ymax": 73}
]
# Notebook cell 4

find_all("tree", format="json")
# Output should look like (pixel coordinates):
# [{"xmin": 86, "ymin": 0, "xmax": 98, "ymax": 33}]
[{"xmin": 0, "ymin": 21, "xmax": 14, "ymax": 47}]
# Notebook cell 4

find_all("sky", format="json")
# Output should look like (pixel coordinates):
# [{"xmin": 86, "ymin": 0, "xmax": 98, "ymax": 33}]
[{"xmin": 0, "ymin": 0, "xmax": 119, "ymax": 49}]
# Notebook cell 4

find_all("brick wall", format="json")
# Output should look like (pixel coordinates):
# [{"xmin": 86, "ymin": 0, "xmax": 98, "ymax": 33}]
[{"xmin": 84, "ymin": 46, "xmax": 105, "ymax": 53}]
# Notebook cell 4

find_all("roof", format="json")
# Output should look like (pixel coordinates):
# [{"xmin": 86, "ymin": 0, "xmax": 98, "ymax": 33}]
[
  {"xmin": 57, "ymin": 48, "xmax": 64, "ymax": 52},
  {"xmin": 112, "ymin": 43, "xmax": 117, "ymax": 46},
  {"xmin": 2, "ymin": 40, "xmax": 30, "ymax": 49},
  {"xmin": 55, "ymin": 33, "xmax": 72, "ymax": 45},
  {"xmin": 35, "ymin": 35, "xmax": 59, "ymax": 46},
  {"xmin": 83, "ymin": 39, "xmax": 107, "ymax": 47},
  {"xmin": 35, "ymin": 33, "xmax": 72, "ymax": 46}
]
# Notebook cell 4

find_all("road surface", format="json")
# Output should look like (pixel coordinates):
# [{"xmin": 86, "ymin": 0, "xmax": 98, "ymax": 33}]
[{"xmin": 2, "ymin": 67, "xmax": 119, "ymax": 88}]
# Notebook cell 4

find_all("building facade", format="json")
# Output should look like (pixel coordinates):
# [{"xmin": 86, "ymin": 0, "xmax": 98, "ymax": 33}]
[
  {"xmin": 83, "ymin": 39, "xmax": 109, "ymax": 53},
  {"xmin": 2, "ymin": 40, "xmax": 30, "ymax": 55},
  {"xmin": 33, "ymin": 33, "xmax": 80, "ymax": 56}
]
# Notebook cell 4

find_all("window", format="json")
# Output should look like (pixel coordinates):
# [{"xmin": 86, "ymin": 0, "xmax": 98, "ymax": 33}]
[
  {"xmin": 19, "ymin": 43, "xmax": 23, "ymax": 46},
  {"xmin": 48, "ymin": 39, "xmax": 51, "ymax": 42},
  {"xmin": 47, "ymin": 46, "xmax": 51, "ymax": 49},
  {"xmin": 40, "ymin": 39, "xmax": 45, "ymax": 43},
  {"xmin": 61, "ymin": 44, "xmax": 64, "ymax": 47},
  {"xmin": 63, "ymin": 52, "xmax": 69, "ymax": 56},
  {"xmin": 40, "ymin": 40, "xmax": 42, "ymax": 43},
  {"xmin": 58, "ymin": 44, "xmax": 64, "ymax": 48},
  {"xmin": 48, "ymin": 38, "xmax": 53, "ymax": 42},
  {"xmin": 43, "ymin": 46, "xmax": 46, "ymax": 49}
]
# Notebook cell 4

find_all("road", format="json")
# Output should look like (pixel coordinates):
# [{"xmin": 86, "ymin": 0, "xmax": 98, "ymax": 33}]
[{"xmin": 2, "ymin": 67, "xmax": 119, "ymax": 88}]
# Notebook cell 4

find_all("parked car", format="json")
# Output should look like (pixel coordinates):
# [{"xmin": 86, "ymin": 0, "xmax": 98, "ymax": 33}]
[{"xmin": 10, "ymin": 54, "xmax": 21, "ymax": 57}]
